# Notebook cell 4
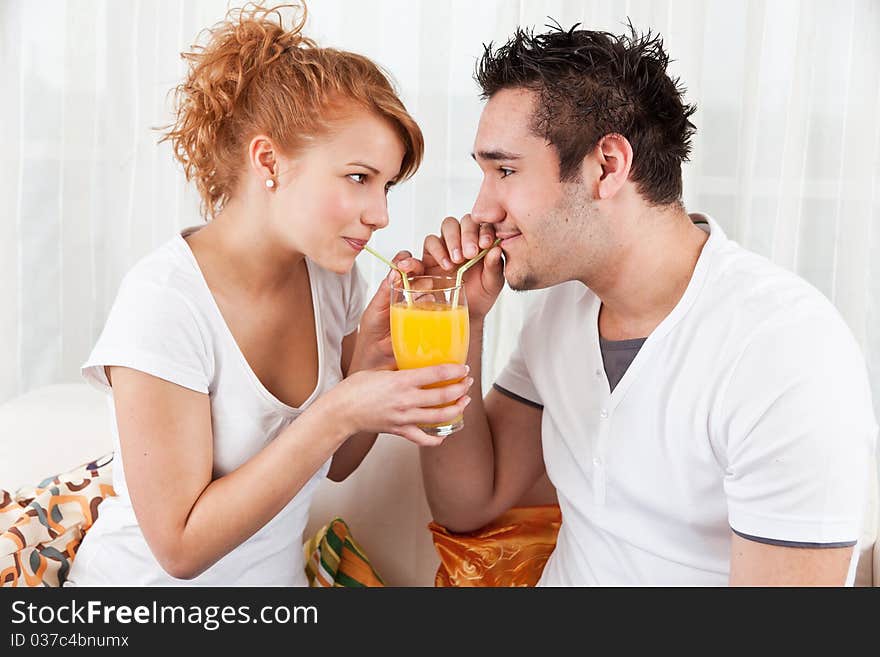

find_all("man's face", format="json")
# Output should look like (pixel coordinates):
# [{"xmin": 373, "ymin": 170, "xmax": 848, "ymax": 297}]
[{"xmin": 471, "ymin": 87, "xmax": 605, "ymax": 290}]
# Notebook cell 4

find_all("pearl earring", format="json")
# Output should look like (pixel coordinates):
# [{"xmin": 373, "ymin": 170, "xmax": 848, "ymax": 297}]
[{"xmin": 265, "ymin": 178, "xmax": 275, "ymax": 189}]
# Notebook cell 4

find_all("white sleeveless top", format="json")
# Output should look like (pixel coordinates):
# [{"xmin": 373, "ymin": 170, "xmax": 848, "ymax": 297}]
[{"xmin": 66, "ymin": 226, "xmax": 366, "ymax": 586}]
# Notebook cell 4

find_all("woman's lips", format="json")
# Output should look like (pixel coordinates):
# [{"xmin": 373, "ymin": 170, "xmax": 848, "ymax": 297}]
[{"xmin": 343, "ymin": 237, "xmax": 367, "ymax": 252}]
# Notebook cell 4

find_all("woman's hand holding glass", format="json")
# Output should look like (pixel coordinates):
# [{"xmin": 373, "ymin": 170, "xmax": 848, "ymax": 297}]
[{"xmin": 323, "ymin": 365, "xmax": 473, "ymax": 446}]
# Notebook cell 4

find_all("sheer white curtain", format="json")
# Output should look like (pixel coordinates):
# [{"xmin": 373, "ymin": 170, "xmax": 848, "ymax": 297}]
[{"xmin": 2, "ymin": 0, "xmax": 879, "ymax": 410}]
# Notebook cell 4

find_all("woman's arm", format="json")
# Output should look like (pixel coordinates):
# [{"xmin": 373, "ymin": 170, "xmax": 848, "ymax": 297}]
[
  {"xmin": 109, "ymin": 365, "xmax": 350, "ymax": 580},
  {"xmin": 110, "ymin": 358, "xmax": 470, "ymax": 580},
  {"xmin": 326, "ymin": 330, "xmax": 380, "ymax": 482},
  {"xmin": 326, "ymin": 253, "xmax": 419, "ymax": 482}
]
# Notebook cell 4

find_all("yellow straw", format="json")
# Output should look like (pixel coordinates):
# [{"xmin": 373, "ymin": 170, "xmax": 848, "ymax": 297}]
[
  {"xmin": 362, "ymin": 244, "xmax": 413, "ymax": 306},
  {"xmin": 452, "ymin": 238, "xmax": 502, "ymax": 308}
]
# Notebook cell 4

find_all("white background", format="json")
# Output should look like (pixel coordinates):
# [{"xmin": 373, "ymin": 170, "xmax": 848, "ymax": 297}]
[{"xmin": 2, "ymin": 0, "xmax": 878, "ymax": 415}]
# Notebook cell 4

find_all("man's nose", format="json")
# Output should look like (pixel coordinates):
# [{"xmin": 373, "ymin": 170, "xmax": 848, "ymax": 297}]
[{"xmin": 470, "ymin": 179, "xmax": 505, "ymax": 225}]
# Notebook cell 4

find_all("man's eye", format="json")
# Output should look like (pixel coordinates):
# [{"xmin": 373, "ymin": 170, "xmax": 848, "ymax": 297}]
[
  {"xmin": 348, "ymin": 173, "xmax": 367, "ymax": 184},
  {"xmin": 499, "ymin": 167, "xmax": 514, "ymax": 178}
]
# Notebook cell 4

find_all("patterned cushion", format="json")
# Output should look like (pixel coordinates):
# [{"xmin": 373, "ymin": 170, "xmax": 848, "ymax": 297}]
[
  {"xmin": 2, "ymin": 454, "xmax": 383, "ymax": 587},
  {"xmin": 304, "ymin": 518, "xmax": 384, "ymax": 587},
  {"xmin": 429, "ymin": 505, "xmax": 562, "ymax": 587},
  {"xmin": 0, "ymin": 454, "xmax": 115, "ymax": 587}
]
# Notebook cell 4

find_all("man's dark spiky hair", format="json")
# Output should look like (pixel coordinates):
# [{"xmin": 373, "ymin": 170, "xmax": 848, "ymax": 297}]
[{"xmin": 475, "ymin": 20, "xmax": 697, "ymax": 206}]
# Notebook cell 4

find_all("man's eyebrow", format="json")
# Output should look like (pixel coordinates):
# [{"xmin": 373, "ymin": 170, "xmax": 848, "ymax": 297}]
[{"xmin": 471, "ymin": 150, "xmax": 522, "ymax": 162}]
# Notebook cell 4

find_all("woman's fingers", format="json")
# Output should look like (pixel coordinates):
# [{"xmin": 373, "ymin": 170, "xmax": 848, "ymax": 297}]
[
  {"xmin": 392, "ymin": 250, "xmax": 424, "ymax": 278},
  {"xmin": 407, "ymin": 395, "xmax": 471, "ymax": 427},
  {"xmin": 394, "ymin": 426, "xmax": 445, "ymax": 447},
  {"xmin": 414, "ymin": 377, "xmax": 473, "ymax": 408},
  {"xmin": 403, "ymin": 363, "xmax": 469, "ymax": 388},
  {"xmin": 391, "ymin": 250, "xmax": 413, "ymax": 274},
  {"xmin": 379, "ymin": 370, "xmax": 474, "ymax": 446}
]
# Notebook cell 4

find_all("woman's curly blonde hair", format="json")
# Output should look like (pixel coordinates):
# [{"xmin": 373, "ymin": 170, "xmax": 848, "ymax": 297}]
[{"xmin": 160, "ymin": 2, "xmax": 424, "ymax": 219}]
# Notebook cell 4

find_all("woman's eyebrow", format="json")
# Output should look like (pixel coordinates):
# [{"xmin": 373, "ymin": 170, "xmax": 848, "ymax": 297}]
[{"xmin": 346, "ymin": 161, "xmax": 381, "ymax": 174}]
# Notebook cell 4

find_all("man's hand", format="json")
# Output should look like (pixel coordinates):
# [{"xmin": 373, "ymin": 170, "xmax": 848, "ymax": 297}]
[{"xmin": 422, "ymin": 214, "xmax": 505, "ymax": 320}]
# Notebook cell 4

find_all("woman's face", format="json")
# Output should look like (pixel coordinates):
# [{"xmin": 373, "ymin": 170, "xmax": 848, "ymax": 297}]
[{"xmin": 269, "ymin": 110, "xmax": 407, "ymax": 274}]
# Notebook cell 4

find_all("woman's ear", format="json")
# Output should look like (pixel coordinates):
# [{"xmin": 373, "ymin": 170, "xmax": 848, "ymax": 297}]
[
  {"xmin": 593, "ymin": 133, "xmax": 633, "ymax": 200},
  {"xmin": 249, "ymin": 135, "xmax": 278, "ymax": 187}
]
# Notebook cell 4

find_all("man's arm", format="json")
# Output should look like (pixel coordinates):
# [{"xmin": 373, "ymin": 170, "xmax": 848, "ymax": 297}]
[
  {"xmin": 420, "ymin": 317, "xmax": 545, "ymax": 533},
  {"xmin": 728, "ymin": 531, "xmax": 854, "ymax": 586},
  {"xmin": 720, "ymin": 309, "xmax": 874, "ymax": 587}
]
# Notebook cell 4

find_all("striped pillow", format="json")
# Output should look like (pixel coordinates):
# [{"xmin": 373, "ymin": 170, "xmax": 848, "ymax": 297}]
[{"xmin": 304, "ymin": 518, "xmax": 384, "ymax": 587}]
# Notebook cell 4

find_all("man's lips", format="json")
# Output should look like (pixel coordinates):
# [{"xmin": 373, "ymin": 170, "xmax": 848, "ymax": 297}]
[
  {"xmin": 343, "ymin": 237, "xmax": 368, "ymax": 252},
  {"xmin": 497, "ymin": 232, "xmax": 522, "ymax": 247}
]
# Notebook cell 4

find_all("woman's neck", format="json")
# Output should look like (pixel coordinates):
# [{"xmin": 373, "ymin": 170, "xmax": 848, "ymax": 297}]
[{"xmin": 187, "ymin": 202, "xmax": 305, "ymax": 296}]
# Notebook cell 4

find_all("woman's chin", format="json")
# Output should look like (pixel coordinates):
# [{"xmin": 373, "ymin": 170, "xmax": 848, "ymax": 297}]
[{"xmin": 312, "ymin": 253, "xmax": 356, "ymax": 275}]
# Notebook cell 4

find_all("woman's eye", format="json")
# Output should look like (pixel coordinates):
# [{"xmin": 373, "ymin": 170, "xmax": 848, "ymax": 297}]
[
  {"xmin": 499, "ymin": 167, "xmax": 514, "ymax": 178},
  {"xmin": 348, "ymin": 173, "xmax": 367, "ymax": 184}
]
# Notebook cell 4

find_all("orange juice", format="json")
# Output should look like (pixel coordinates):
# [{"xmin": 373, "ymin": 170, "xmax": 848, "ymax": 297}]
[{"xmin": 390, "ymin": 300, "xmax": 469, "ymax": 407}]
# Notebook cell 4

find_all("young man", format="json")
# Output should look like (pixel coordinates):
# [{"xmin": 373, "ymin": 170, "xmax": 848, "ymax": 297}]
[{"xmin": 399, "ymin": 25, "xmax": 877, "ymax": 585}]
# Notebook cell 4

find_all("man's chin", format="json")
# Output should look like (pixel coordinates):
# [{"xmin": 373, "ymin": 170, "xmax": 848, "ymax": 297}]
[{"xmin": 505, "ymin": 269, "xmax": 539, "ymax": 292}]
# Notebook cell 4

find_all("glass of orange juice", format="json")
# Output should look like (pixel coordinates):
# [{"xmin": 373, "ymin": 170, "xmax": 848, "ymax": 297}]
[{"xmin": 390, "ymin": 275, "xmax": 469, "ymax": 437}]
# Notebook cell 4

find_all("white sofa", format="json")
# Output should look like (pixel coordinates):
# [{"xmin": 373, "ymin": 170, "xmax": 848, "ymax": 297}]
[
  {"xmin": 0, "ymin": 383, "xmax": 440, "ymax": 586},
  {"xmin": 1, "ymin": 383, "xmax": 877, "ymax": 586}
]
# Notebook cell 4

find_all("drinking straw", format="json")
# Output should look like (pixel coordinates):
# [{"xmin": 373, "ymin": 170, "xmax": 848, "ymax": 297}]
[
  {"xmin": 362, "ymin": 244, "xmax": 413, "ymax": 306},
  {"xmin": 452, "ymin": 238, "xmax": 502, "ymax": 308}
]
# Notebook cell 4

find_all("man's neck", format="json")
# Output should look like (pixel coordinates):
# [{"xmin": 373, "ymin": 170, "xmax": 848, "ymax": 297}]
[{"xmin": 587, "ymin": 208, "xmax": 709, "ymax": 341}]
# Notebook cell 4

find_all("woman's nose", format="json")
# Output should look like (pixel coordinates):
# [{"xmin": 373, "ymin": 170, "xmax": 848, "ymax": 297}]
[{"xmin": 363, "ymin": 194, "xmax": 390, "ymax": 230}]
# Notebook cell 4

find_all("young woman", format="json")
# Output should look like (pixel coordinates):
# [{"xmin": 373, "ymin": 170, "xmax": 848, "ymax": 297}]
[{"xmin": 65, "ymin": 3, "xmax": 472, "ymax": 586}]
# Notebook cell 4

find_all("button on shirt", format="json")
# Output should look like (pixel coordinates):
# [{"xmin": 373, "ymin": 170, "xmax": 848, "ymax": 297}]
[{"xmin": 494, "ymin": 214, "xmax": 878, "ymax": 586}]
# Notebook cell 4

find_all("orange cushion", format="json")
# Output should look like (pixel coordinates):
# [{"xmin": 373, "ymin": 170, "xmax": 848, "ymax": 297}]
[{"xmin": 429, "ymin": 505, "xmax": 562, "ymax": 587}]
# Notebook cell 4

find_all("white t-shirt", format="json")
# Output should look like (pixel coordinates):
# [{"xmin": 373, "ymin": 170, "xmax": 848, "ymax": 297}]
[
  {"xmin": 66, "ymin": 226, "xmax": 367, "ymax": 586},
  {"xmin": 494, "ymin": 214, "xmax": 878, "ymax": 586}
]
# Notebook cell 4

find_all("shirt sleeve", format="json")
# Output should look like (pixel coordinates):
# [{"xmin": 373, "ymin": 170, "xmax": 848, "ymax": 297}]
[
  {"xmin": 343, "ymin": 262, "xmax": 369, "ymax": 336},
  {"xmin": 82, "ymin": 272, "xmax": 213, "ymax": 395},
  {"xmin": 493, "ymin": 315, "xmax": 543, "ymax": 409},
  {"xmin": 721, "ymin": 310, "xmax": 878, "ymax": 546}
]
